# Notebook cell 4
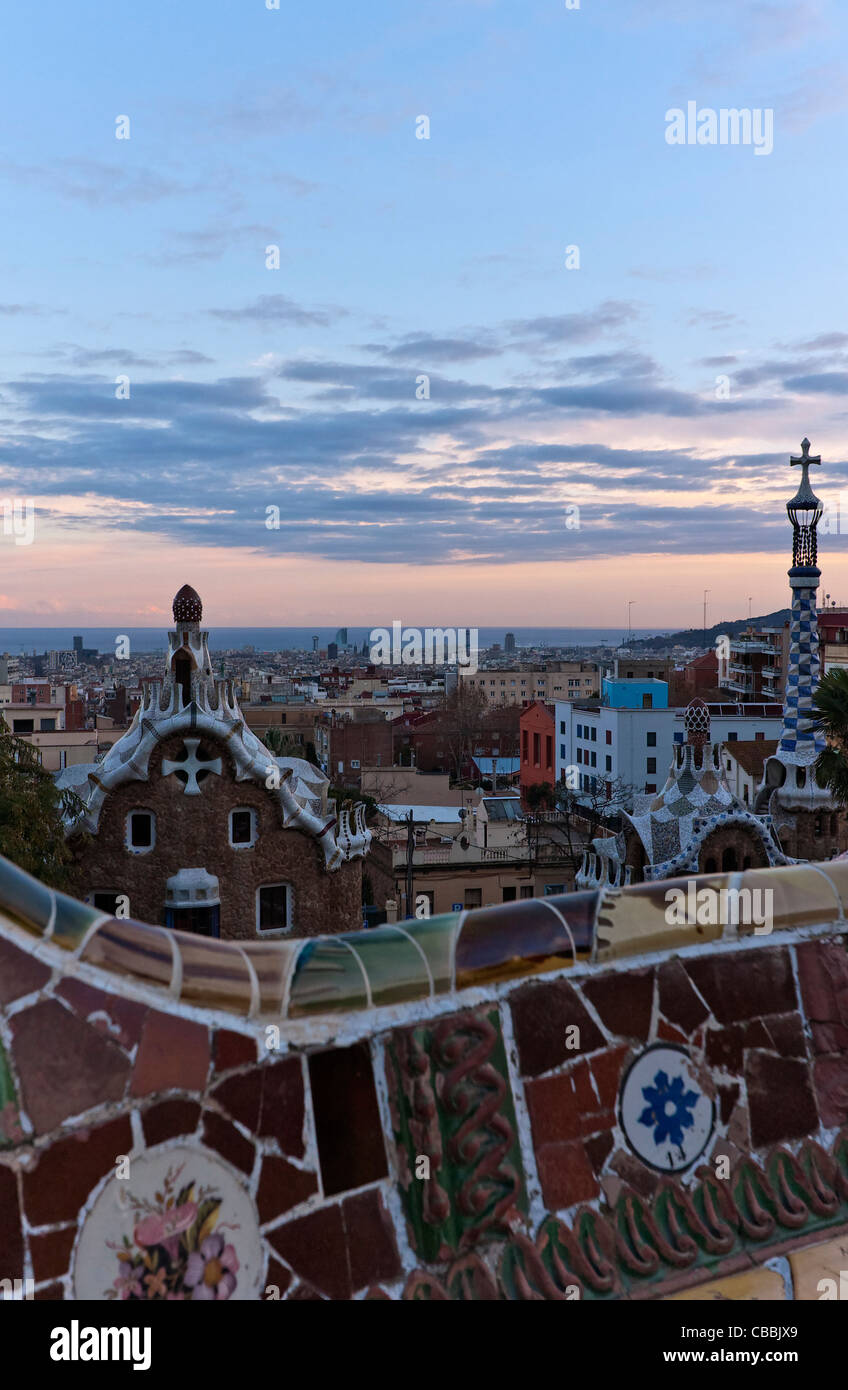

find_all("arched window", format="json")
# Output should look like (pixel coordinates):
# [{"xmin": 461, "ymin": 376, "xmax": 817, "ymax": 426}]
[
  {"xmin": 742, "ymin": 855, "xmax": 752, "ymax": 870},
  {"xmin": 721, "ymin": 846, "xmax": 738, "ymax": 872},
  {"xmin": 704, "ymin": 856, "xmax": 718, "ymax": 873}
]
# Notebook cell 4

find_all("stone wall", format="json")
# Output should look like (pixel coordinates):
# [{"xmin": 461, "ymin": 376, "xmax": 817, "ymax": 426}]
[{"xmin": 70, "ymin": 732, "xmax": 361, "ymax": 940}]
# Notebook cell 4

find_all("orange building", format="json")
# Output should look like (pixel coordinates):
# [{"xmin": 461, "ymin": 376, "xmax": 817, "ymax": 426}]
[{"xmin": 519, "ymin": 700, "xmax": 555, "ymax": 806}]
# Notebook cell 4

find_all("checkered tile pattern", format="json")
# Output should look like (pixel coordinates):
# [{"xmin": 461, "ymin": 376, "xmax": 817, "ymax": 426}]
[{"xmin": 779, "ymin": 583, "xmax": 826, "ymax": 758}]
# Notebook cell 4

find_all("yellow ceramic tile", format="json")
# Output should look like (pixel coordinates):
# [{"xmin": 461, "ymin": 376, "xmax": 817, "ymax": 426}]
[
  {"xmin": 666, "ymin": 1268, "xmax": 785, "ymax": 1301},
  {"xmin": 789, "ymin": 1233, "xmax": 848, "ymax": 1301}
]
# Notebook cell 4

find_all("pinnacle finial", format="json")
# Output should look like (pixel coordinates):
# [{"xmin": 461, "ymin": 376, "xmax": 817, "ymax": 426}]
[
  {"xmin": 791, "ymin": 437, "xmax": 821, "ymax": 468},
  {"xmin": 173, "ymin": 584, "xmax": 203, "ymax": 623}
]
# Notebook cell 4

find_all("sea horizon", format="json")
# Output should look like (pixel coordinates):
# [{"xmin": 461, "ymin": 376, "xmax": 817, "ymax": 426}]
[{"xmin": 0, "ymin": 625, "xmax": 679, "ymax": 656}]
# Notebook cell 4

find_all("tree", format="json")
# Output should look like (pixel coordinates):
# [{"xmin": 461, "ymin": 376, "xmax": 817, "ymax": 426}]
[
  {"xmin": 441, "ymin": 683, "xmax": 488, "ymax": 782},
  {"xmin": 525, "ymin": 781, "xmax": 555, "ymax": 812},
  {"xmin": 527, "ymin": 776, "xmax": 635, "ymax": 878},
  {"xmin": 263, "ymin": 727, "xmax": 306, "ymax": 759},
  {"xmin": 814, "ymin": 668, "xmax": 848, "ymax": 802},
  {"xmin": 0, "ymin": 719, "xmax": 86, "ymax": 889}
]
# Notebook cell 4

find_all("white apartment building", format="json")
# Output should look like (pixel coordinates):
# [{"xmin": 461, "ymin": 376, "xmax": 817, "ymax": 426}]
[{"xmin": 555, "ymin": 699, "xmax": 783, "ymax": 801}]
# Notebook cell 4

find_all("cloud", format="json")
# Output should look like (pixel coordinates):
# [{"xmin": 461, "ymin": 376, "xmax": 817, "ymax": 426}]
[
  {"xmin": 4, "ymin": 350, "xmax": 844, "ymax": 569},
  {"xmin": 784, "ymin": 331, "xmax": 848, "ymax": 352},
  {"xmin": 0, "ymin": 158, "xmax": 192, "ymax": 207},
  {"xmin": 506, "ymin": 300, "xmax": 641, "ymax": 346},
  {"xmin": 208, "ymin": 295, "xmax": 346, "ymax": 327},
  {"xmin": 686, "ymin": 308, "xmax": 743, "ymax": 332},
  {"xmin": 369, "ymin": 334, "xmax": 502, "ymax": 363},
  {"xmin": 0, "ymin": 303, "xmax": 64, "ymax": 318}
]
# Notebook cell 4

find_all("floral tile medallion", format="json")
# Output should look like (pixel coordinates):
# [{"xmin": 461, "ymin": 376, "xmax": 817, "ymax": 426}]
[
  {"xmin": 618, "ymin": 1043, "xmax": 714, "ymax": 1174},
  {"xmin": 72, "ymin": 1146, "xmax": 264, "ymax": 1300}
]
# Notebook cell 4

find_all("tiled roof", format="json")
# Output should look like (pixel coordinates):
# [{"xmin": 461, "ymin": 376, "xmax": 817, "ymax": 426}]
[{"xmin": 724, "ymin": 738, "xmax": 778, "ymax": 776}]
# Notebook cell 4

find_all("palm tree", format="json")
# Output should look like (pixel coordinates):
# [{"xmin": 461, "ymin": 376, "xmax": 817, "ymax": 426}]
[{"xmin": 813, "ymin": 668, "xmax": 848, "ymax": 803}]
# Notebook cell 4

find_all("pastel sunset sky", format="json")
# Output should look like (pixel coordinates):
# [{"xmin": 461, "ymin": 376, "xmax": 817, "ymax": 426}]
[{"xmin": 3, "ymin": 0, "xmax": 848, "ymax": 629}]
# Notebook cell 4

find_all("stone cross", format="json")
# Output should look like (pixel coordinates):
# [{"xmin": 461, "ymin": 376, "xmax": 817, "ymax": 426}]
[
  {"xmin": 790, "ymin": 436, "xmax": 821, "ymax": 484},
  {"xmin": 162, "ymin": 738, "xmax": 222, "ymax": 795}
]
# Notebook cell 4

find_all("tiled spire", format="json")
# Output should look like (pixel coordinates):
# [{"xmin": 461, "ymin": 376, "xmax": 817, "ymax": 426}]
[{"xmin": 778, "ymin": 439, "xmax": 826, "ymax": 765}]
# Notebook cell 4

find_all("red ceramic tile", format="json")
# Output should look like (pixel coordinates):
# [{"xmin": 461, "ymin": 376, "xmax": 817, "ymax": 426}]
[
  {"xmin": 56, "ymin": 978, "xmax": 147, "ymax": 1049},
  {"xmin": 686, "ymin": 948, "xmax": 796, "ymax": 1024},
  {"xmin": 257, "ymin": 1155, "xmax": 318, "ymax": 1225},
  {"xmin": 0, "ymin": 1162, "xmax": 22, "ymax": 1283},
  {"xmin": 23, "ymin": 1116, "xmax": 133, "ymax": 1226},
  {"xmin": 584, "ymin": 1130, "xmax": 614, "ymax": 1175},
  {"xmin": 0, "ymin": 935, "xmax": 50, "ymax": 1005},
  {"xmin": 30, "ymin": 1226, "xmax": 76, "ymax": 1282},
  {"xmin": 260, "ymin": 1058, "xmax": 306, "ymax": 1158},
  {"xmin": 589, "ymin": 1045, "xmax": 630, "ymax": 1112},
  {"xmin": 263, "ymin": 1257, "xmax": 293, "ymax": 1299},
  {"xmin": 213, "ymin": 1029, "xmax": 257, "ymax": 1075},
  {"xmin": 343, "ymin": 1188, "xmax": 402, "ymax": 1292},
  {"xmin": 525, "ymin": 1073, "xmax": 581, "ymax": 1147},
  {"xmin": 763, "ymin": 1014, "xmax": 807, "ymax": 1059},
  {"xmin": 570, "ymin": 1058, "xmax": 597, "ymax": 1114},
  {"xmin": 717, "ymin": 1083, "xmax": 740, "ymax": 1124},
  {"xmin": 141, "ymin": 1099, "xmax": 201, "ymax": 1147},
  {"xmin": 811, "ymin": 1054, "xmax": 848, "ymax": 1129},
  {"xmin": 610, "ymin": 1149, "xmax": 660, "ymax": 1199},
  {"xmin": 745, "ymin": 1052, "xmax": 819, "ymax": 1146},
  {"xmin": 308, "ymin": 1044, "xmax": 386, "ymax": 1195},
  {"xmin": 11, "ymin": 999, "xmax": 130, "ymax": 1134},
  {"xmin": 535, "ymin": 1140, "xmax": 598, "ymax": 1211},
  {"xmin": 288, "ymin": 1281, "xmax": 326, "ymax": 1300},
  {"xmin": 267, "ymin": 1204, "xmax": 351, "ymax": 1301},
  {"xmin": 509, "ymin": 979, "xmax": 604, "ymax": 1078},
  {"xmin": 201, "ymin": 1112, "xmax": 255, "ymax": 1176},
  {"xmin": 210, "ymin": 1069, "xmax": 263, "ymax": 1132},
  {"xmin": 130, "ymin": 1011, "xmax": 210, "ymax": 1097},
  {"xmin": 657, "ymin": 959, "xmax": 710, "ymax": 1033},
  {"xmin": 657, "ymin": 1019, "xmax": 688, "ymax": 1045},
  {"xmin": 582, "ymin": 968, "xmax": 654, "ymax": 1041}
]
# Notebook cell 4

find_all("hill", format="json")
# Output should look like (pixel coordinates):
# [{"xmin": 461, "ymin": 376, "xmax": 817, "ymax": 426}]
[{"xmin": 628, "ymin": 609, "xmax": 791, "ymax": 653}]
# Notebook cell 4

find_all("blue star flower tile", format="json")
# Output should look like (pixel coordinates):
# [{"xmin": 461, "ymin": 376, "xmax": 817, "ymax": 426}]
[{"xmin": 618, "ymin": 1044, "xmax": 714, "ymax": 1173}]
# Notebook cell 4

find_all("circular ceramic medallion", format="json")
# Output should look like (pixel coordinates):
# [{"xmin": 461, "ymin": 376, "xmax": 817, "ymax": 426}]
[
  {"xmin": 618, "ymin": 1044, "xmax": 714, "ymax": 1173},
  {"xmin": 73, "ymin": 1146, "xmax": 264, "ymax": 1301}
]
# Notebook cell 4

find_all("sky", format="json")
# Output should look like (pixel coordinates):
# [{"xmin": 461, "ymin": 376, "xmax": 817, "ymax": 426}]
[{"xmin": 3, "ymin": 0, "xmax": 848, "ymax": 630}]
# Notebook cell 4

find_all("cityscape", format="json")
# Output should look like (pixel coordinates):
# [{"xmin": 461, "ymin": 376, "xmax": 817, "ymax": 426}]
[{"xmin": 3, "ymin": 0, "xmax": 848, "ymax": 1357}]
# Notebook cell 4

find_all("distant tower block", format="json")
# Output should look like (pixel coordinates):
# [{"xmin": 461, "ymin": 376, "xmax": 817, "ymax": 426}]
[
  {"xmin": 505, "ymin": 632, "xmax": 516, "ymax": 654},
  {"xmin": 312, "ymin": 635, "xmax": 319, "ymax": 653}
]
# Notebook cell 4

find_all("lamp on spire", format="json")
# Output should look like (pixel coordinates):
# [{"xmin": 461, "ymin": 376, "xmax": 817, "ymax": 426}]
[{"xmin": 787, "ymin": 438, "xmax": 822, "ymax": 569}]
